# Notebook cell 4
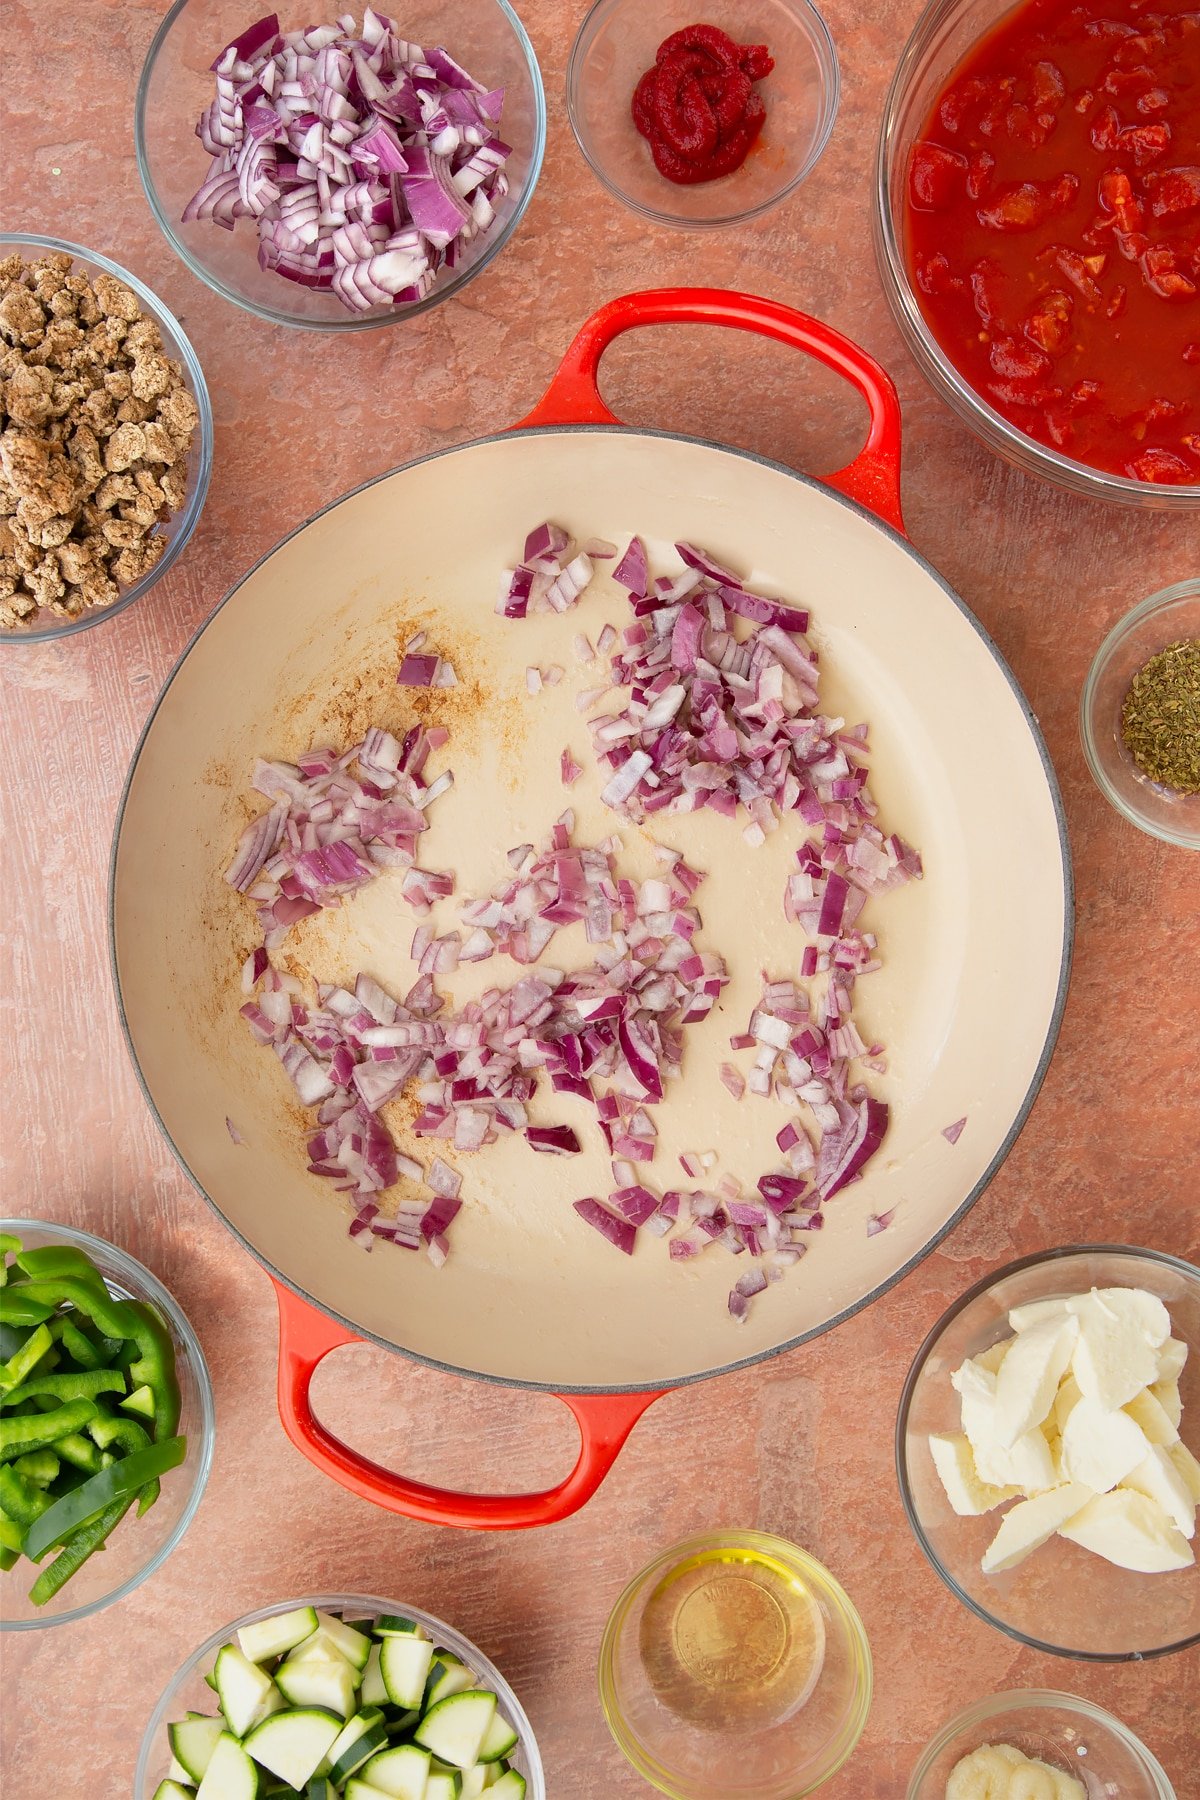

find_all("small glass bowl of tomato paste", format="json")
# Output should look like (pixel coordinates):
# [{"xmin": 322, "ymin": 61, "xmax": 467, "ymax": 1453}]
[
  {"xmin": 874, "ymin": 0, "xmax": 1200, "ymax": 509},
  {"xmin": 1081, "ymin": 579, "xmax": 1200, "ymax": 850},
  {"xmin": 568, "ymin": 0, "xmax": 839, "ymax": 229}
]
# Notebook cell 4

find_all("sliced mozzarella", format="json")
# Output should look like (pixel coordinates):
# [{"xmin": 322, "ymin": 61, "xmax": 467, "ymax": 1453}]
[
  {"xmin": 1124, "ymin": 1385, "xmax": 1180, "ymax": 1448},
  {"xmin": 928, "ymin": 1433, "xmax": 1020, "ymax": 1515},
  {"xmin": 1122, "ymin": 1446, "xmax": 1197, "ymax": 1539},
  {"xmin": 1070, "ymin": 1292, "xmax": 1159, "ymax": 1411},
  {"xmin": 1007, "ymin": 1297, "xmax": 1070, "ymax": 1333},
  {"xmin": 1052, "ymin": 1372, "xmax": 1082, "ymax": 1437},
  {"xmin": 1065, "ymin": 1286, "xmax": 1170, "ymax": 1348},
  {"xmin": 952, "ymin": 1357, "xmax": 1000, "ymax": 1455},
  {"xmin": 974, "ymin": 1337, "xmax": 1014, "ymax": 1375},
  {"xmin": 1149, "ymin": 1378, "xmax": 1183, "ymax": 1431},
  {"xmin": 1167, "ymin": 1440, "xmax": 1200, "ymax": 1504},
  {"xmin": 993, "ymin": 1314, "xmax": 1078, "ymax": 1449},
  {"xmin": 1060, "ymin": 1393, "xmax": 1151, "ymax": 1493},
  {"xmin": 981, "ymin": 1483, "xmax": 1095, "ymax": 1575},
  {"xmin": 1059, "ymin": 1488, "xmax": 1193, "ymax": 1573}
]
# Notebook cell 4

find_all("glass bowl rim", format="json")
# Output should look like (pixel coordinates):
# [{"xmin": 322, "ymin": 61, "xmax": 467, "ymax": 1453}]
[
  {"xmin": 134, "ymin": 0, "xmax": 548, "ymax": 332},
  {"xmin": 0, "ymin": 1215, "xmax": 215, "ymax": 1632},
  {"xmin": 1079, "ymin": 579, "xmax": 1200, "ymax": 851},
  {"xmin": 134, "ymin": 1590, "xmax": 547, "ymax": 1797},
  {"xmin": 0, "ymin": 232, "xmax": 214, "ymax": 645},
  {"xmin": 871, "ymin": 0, "xmax": 1200, "ymax": 510},
  {"xmin": 597, "ymin": 1528, "xmax": 873, "ymax": 1798},
  {"xmin": 565, "ymin": 0, "xmax": 841, "ymax": 232},
  {"xmin": 895, "ymin": 1242, "xmax": 1200, "ymax": 1662},
  {"xmin": 905, "ymin": 1686, "xmax": 1178, "ymax": 1798}
]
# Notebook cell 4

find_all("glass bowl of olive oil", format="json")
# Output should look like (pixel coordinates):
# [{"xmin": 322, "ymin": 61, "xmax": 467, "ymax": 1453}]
[
  {"xmin": 599, "ymin": 1530, "xmax": 872, "ymax": 1798},
  {"xmin": 1080, "ymin": 579, "xmax": 1200, "ymax": 851}
]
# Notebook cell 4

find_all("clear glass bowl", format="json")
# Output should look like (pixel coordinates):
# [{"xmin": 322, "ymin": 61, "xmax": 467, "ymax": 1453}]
[
  {"xmin": 567, "ymin": 0, "xmax": 839, "ymax": 230},
  {"xmin": 0, "ymin": 233, "xmax": 213, "ymax": 644},
  {"xmin": 135, "ymin": 0, "xmax": 546, "ymax": 330},
  {"xmin": 896, "ymin": 1246, "xmax": 1200, "ymax": 1661},
  {"xmin": 872, "ymin": 0, "xmax": 1200, "ymax": 510},
  {"xmin": 135, "ymin": 1592, "xmax": 546, "ymax": 1797},
  {"xmin": 1080, "ymin": 581, "xmax": 1200, "ymax": 851},
  {"xmin": 599, "ymin": 1531, "xmax": 872, "ymax": 1798},
  {"xmin": 0, "ymin": 1218, "xmax": 214, "ymax": 1631},
  {"xmin": 908, "ymin": 1691, "xmax": 1178, "ymax": 1799}
]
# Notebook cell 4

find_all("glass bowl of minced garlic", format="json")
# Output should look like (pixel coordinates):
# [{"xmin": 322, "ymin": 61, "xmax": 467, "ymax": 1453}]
[{"xmin": 907, "ymin": 1690, "xmax": 1177, "ymax": 1800}]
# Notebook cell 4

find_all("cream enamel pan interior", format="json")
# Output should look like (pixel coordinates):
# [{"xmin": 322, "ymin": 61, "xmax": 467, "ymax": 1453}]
[{"xmin": 111, "ymin": 427, "xmax": 1070, "ymax": 1392}]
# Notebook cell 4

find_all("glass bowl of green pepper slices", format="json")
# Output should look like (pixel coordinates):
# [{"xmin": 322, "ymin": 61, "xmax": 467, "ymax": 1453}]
[{"xmin": 0, "ymin": 1219, "xmax": 213, "ymax": 1629}]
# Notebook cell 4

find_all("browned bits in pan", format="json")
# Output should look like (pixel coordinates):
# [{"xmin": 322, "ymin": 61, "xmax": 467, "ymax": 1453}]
[{"xmin": 0, "ymin": 250, "xmax": 199, "ymax": 629}]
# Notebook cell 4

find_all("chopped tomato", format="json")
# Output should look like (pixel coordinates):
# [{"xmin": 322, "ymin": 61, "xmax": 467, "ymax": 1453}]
[{"xmin": 905, "ymin": 0, "xmax": 1200, "ymax": 484}]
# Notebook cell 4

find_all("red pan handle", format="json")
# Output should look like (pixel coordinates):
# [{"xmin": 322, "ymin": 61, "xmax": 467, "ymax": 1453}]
[
  {"xmin": 516, "ymin": 287, "xmax": 906, "ymax": 533},
  {"xmin": 273, "ymin": 1279, "xmax": 664, "ymax": 1528}
]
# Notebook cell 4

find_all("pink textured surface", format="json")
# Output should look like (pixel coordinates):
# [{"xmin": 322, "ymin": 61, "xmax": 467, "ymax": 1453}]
[{"xmin": 2, "ymin": 1, "xmax": 1199, "ymax": 1796}]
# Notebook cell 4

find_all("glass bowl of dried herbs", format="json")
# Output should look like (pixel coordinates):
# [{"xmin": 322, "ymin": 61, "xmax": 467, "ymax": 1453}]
[{"xmin": 1081, "ymin": 579, "xmax": 1200, "ymax": 851}]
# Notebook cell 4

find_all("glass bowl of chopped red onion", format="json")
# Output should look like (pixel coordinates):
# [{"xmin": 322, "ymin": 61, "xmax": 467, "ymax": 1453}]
[
  {"xmin": 135, "ymin": 2, "xmax": 545, "ymax": 329},
  {"xmin": 567, "ymin": 0, "xmax": 840, "ymax": 230},
  {"xmin": 1080, "ymin": 580, "xmax": 1200, "ymax": 852}
]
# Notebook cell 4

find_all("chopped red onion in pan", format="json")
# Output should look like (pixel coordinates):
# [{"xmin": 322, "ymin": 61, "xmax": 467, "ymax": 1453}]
[
  {"xmin": 226, "ymin": 533, "xmax": 918, "ymax": 1316},
  {"xmin": 498, "ymin": 523, "xmax": 594, "ymax": 618},
  {"xmin": 942, "ymin": 1115, "xmax": 967, "ymax": 1144},
  {"xmin": 223, "ymin": 648, "xmax": 454, "ymax": 949},
  {"xmin": 226, "ymin": 1117, "xmax": 244, "ymax": 1144},
  {"xmin": 184, "ymin": 12, "xmax": 513, "ymax": 314}
]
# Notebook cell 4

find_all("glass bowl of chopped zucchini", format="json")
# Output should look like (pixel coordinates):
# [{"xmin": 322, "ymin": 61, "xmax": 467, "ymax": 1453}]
[
  {"xmin": 0, "ymin": 1220, "xmax": 213, "ymax": 1630},
  {"xmin": 1080, "ymin": 579, "xmax": 1200, "ymax": 851},
  {"xmin": 135, "ymin": 1594, "xmax": 545, "ymax": 1800},
  {"xmin": 896, "ymin": 1246, "xmax": 1200, "ymax": 1662},
  {"xmin": 907, "ymin": 1690, "xmax": 1177, "ymax": 1800}
]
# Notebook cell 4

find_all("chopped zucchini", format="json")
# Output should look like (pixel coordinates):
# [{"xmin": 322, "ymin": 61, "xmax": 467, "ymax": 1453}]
[
  {"xmin": 237, "ymin": 1605, "xmax": 320, "ymax": 1664},
  {"xmin": 195, "ymin": 1732, "xmax": 260, "ymax": 1800},
  {"xmin": 276, "ymin": 1654, "xmax": 359, "ymax": 1719},
  {"xmin": 214, "ymin": 1645, "xmax": 281, "ymax": 1739},
  {"xmin": 380, "ymin": 1634, "xmax": 436, "ymax": 1711},
  {"xmin": 169, "ymin": 1716, "xmax": 224, "ymax": 1784},
  {"xmin": 243, "ymin": 1707, "xmax": 343, "ymax": 1790},
  {"xmin": 327, "ymin": 1711, "xmax": 389, "ymax": 1785},
  {"xmin": 414, "ymin": 1693, "xmax": 497, "ymax": 1771},
  {"xmin": 476, "ymin": 1713, "xmax": 519, "ymax": 1765},
  {"xmin": 361, "ymin": 1743, "xmax": 432, "ymax": 1799}
]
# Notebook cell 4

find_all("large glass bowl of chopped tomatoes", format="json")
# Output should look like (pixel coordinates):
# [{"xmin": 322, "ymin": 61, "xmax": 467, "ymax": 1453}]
[{"xmin": 874, "ymin": 0, "xmax": 1200, "ymax": 508}]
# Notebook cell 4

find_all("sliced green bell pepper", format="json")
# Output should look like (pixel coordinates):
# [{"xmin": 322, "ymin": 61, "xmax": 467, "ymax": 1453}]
[
  {"xmin": 3, "ymin": 1369, "xmax": 126, "ymax": 1407},
  {"xmin": 0, "ymin": 1291, "xmax": 54, "ymax": 1328},
  {"xmin": 53, "ymin": 1432, "xmax": 102, "ymax": 1475},
  {"xmin": 0, "ymin": 1463, "xmax": 52, "ymax": 1527},
  {"xmin": 0, "ymin": 1323, "xmax": 54, "ymax": 1393},
  {"xmin": 0, "ymin": 1399, "xmax": 98, "ymax": 1462},
  {"xmin": 12, "ymin": 1448, "xmax": 59, "ymax": 1486},
  {"xmin": 6, "ymin": 1278, "xmax": 138, "ymax": 1343},
  {"xmin": 23, "ymin": 1436, "xmax": 185, "ymax": 1560},
  {"xmin": 29, "ymin": 1496, "xmax": 134, "ymax": 1606},
  {"xmin": 124, "ymin": 1301, "xmax": 181, "ymax": 1441}
]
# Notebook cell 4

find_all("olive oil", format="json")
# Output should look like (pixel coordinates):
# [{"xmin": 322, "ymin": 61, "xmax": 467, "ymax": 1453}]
[{"xmin": 638, "ymin": 1543, "xmax": 826, "ymax": 1732}]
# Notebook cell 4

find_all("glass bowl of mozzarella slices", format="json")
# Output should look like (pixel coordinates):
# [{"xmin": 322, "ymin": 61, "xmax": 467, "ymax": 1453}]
[
  {"xmin": 137, "ymin": 1594, "xmax": 544, "ymax": 1799},
  {"xmin": 897, "ymin": 1246, "xmax": 1200, "ymax": 1661}
]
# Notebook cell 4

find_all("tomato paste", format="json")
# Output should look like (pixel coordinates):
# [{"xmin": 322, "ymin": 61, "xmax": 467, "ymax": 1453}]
[
  {"xmin": 632, "ymin": 24, "xmax": 774, "ymax": 185},
  {"xmin": 905, "ymin": 0, "xmax": 1200, "ymax": 485}
]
